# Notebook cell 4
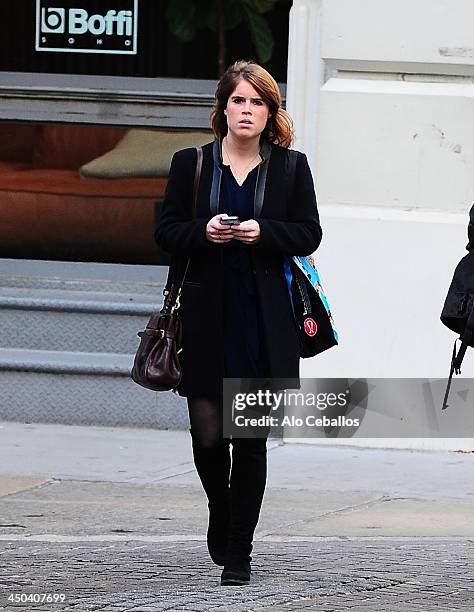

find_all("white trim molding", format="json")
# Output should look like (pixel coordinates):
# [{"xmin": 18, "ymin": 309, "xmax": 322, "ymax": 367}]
[{"xmin": 286, "ymin": 0, "xmax": 324, "ymax": 169}]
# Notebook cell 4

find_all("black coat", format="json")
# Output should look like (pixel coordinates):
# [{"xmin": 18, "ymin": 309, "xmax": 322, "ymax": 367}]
[{"xmin": 155, "ymin": 137, "xmax": 322, "ymax": 398}]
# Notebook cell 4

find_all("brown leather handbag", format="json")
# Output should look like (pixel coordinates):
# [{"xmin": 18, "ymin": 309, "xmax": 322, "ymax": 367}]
[{"xmin": 131, "ymin": 147, "xmax": 203, "ymax": 392}]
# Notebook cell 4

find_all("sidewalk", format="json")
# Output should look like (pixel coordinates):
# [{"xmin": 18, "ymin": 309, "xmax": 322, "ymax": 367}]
[{"xmin": 0, "ymin": 421, "xmax": 472, "ymax": 611}]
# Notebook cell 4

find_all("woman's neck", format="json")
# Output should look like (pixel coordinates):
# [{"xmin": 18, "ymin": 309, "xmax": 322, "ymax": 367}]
[{"xmin": 223, "ymin": 133, "xmax": 261, "ymax": 160}]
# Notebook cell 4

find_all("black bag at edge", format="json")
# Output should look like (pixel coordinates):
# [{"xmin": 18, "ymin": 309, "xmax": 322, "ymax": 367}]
[{"xmin": 440, "ymin": 203, "xmax": 474, "ymax": 409}]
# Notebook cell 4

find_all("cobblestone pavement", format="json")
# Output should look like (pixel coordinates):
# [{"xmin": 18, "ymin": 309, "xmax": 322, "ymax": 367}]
[
  {"xmin": 0, "ymin": 424, "xmax": 473, "ymax": 611},
  {"xmin": 0, "ymin": 537, "xmax": 472, "ymax": 612}
]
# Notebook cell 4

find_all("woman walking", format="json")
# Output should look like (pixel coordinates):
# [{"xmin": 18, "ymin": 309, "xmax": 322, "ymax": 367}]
[{"xmin": 155, "ymin": 59, "xmax": 322, "ymax": 585}]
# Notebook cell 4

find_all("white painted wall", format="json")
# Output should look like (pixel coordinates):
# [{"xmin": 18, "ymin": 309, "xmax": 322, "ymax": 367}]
[
  {"xmin": 286, "ymin": 0, "xmax": 474, "ymax": 449},
  {"xmin": 295, "ymin": 206, "xmax": 474, "ymax": 451},
  {"xmin": 318, "ymin": 80, "xmax": 474, "ymax": 212},
  {"xmin": 322, "ymin": 0, "xmax": 474, "ymax": 76},
  {"xmin": 302, "ymin": 208, "xmax": 473, "ymax": 379}
]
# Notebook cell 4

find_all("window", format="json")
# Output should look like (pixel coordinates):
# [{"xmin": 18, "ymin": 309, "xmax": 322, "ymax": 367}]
[{"xmin": 0, "ymin": 121, "xmax": 211, "ymax": 263}]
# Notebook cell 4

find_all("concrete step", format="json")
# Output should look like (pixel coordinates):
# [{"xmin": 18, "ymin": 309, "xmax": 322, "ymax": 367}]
[
  {"xmin": 0, "ymin": 348, "xmax": 187, "ymax": 429},
  {"xmin": 0, "ymin": 346, "xmax": 133, "ymax": 374},
  {"xmin": 0, "ymin": 258, "xmax": 169, "ymax": 354},
  {"xmin": 0, "ymin": 288, "xmax": 163, "ymax": 354},
  {"xmin": 0, "ymin": 259, "xmax": 188, "ymax": 429}
]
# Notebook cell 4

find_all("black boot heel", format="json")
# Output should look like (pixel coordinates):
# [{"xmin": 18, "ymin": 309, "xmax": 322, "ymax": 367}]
[{"xmin": 220, "ymin": 558, "xmax": 251, "ymax": 585}]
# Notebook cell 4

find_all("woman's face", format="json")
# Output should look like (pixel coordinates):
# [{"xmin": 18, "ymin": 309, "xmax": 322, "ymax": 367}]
[{"xmin": 224, "ymin": 79, "xmax": 271, "ymax": 141}]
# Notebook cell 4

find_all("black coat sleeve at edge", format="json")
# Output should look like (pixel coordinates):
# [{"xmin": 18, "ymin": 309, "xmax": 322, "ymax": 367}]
[
  {"xmin": 253, "ymin": 152, "xmax": 322, "ymax": 256},
  {"xmin": 467, "ymin": 204, "xmax": 474, "ymax": 251},
  {"xmin": 154, "ymin": 149, "xmax": 216, "ymax": 255}
]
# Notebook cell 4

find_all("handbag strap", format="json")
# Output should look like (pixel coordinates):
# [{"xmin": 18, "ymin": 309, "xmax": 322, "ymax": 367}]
[
  {"xmin": 287, "ymin": 149, "xmax": 308, "ymax": 314},
  {"xmin": 179, "ymin": 145, "xmax": 203, "ymax": 283},
  {"xmin": 163, "ymin": 147, "xmax": 203, "ymax": 313}
]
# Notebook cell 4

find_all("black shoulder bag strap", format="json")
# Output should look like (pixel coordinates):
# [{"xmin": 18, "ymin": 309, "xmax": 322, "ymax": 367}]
[
  {"xmin": 442, "ymin": 304, "xmax": 474, "ymax": 409},
  {"xmin": 286, "ymin": 148, "xmax": 312, "ymax": 306},
  {"xmin": 162, "ymin": 146, "xmax": 203, "ymax": 314}
]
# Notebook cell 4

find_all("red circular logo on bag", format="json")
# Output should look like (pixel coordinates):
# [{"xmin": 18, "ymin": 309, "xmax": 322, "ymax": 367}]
[{"xmin": 303, "ymin": 317, "xmax": 318, "ymax": 336}]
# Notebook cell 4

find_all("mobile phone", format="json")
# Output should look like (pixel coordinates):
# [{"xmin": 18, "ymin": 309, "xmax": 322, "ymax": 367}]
[{"xmin": 220, "ymin": 214, "xmax": 240, "ymax": 225}]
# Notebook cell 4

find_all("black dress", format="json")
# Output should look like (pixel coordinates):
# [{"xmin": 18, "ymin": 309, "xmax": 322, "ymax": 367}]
[{"xmin": 221, "ymin": 163, "xmax": 270, "ymax": 379}]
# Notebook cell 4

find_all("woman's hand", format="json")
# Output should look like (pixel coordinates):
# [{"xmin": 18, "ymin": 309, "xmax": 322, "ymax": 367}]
[
  {"xmin": 231, "ymin": 219, "xmax": 260, "ymax": 244},
  {"xmin": 206, "ymin": 214, "xmax": 235, "ymax": 243}
]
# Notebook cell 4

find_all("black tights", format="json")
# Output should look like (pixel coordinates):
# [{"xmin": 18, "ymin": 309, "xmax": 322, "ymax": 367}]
[
  {"xmin": 187, "ymin": 395, "xmax": 269, "ymax": 561},
  {"xmin": 187, "ymin": 395, "xmax": 271, "ymax": 448},
  {"xmin": 187, "ymin": 396, "xmax": 227, "ymax": 449}
]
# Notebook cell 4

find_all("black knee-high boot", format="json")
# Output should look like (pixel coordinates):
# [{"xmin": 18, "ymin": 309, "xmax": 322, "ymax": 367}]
[
  {"xmin": 190, "ymin": 431, "xmax": 231, "ymax": 566},
  {"xmin": 221, "ymin": 436, "xmax": 268, "ymax": 585}
]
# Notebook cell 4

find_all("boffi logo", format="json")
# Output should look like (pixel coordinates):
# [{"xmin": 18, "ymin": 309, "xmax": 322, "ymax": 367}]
[
  {"xmin": 36, "ymin": 0, "xmax": 138, "ymax": 54},
  {"xmin": 40, "ymin": 7, "xmax": 66, "ymax": 33}
]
